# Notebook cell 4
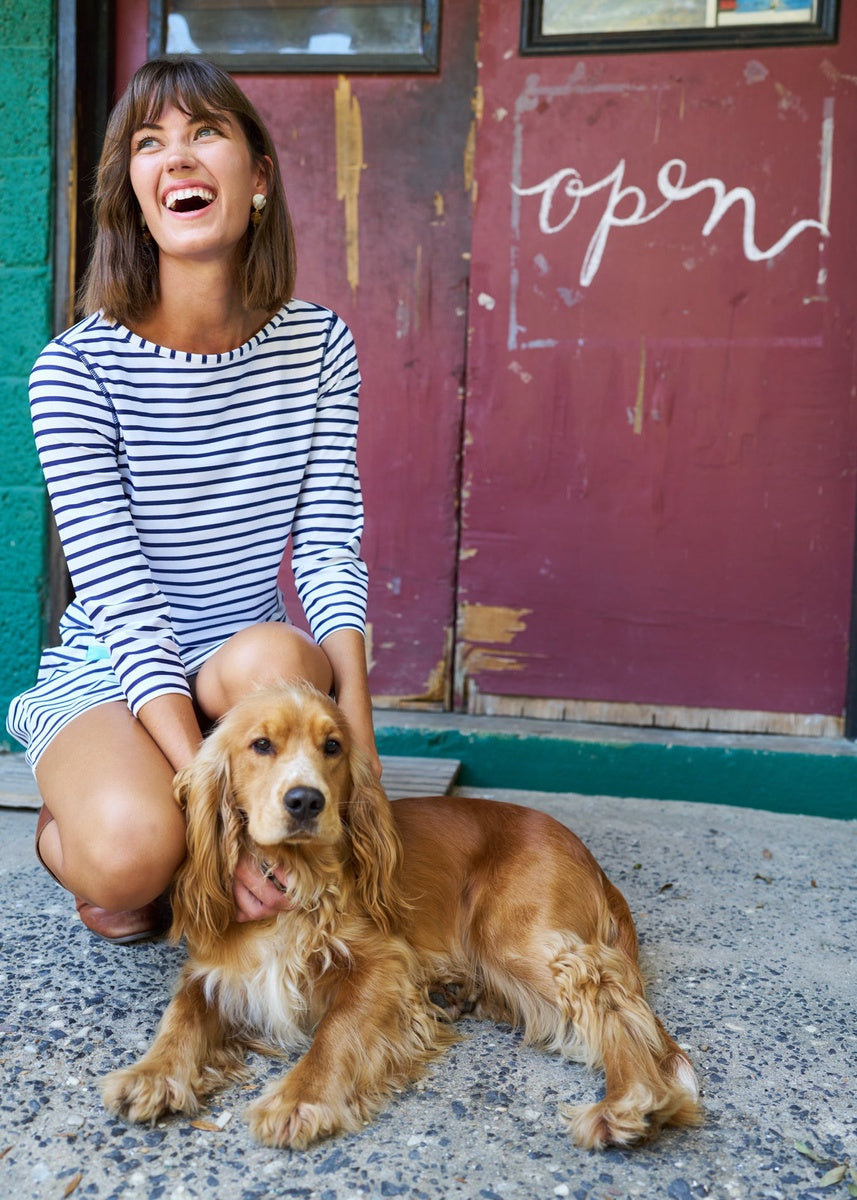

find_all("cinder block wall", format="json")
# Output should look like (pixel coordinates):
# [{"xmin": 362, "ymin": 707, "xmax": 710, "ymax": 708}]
[{"xmin": 0, "ymin": 1, "xmax": 55, "ymax": 745}]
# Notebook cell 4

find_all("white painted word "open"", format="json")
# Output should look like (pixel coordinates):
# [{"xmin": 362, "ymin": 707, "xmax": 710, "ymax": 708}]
[{"xmin": 513, "ymin": 157, "xmax": 830, "ymax": 287}]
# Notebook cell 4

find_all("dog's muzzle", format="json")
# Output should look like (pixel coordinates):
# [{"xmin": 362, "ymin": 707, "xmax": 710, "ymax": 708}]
[{"xmin": 283, "ymin": 786, "xmax": 326, "ymax": 823}]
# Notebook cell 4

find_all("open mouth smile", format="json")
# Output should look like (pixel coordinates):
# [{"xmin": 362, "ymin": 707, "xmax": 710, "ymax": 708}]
[{"xmin": 164, "ymin": 187, "xmax": 215, "ymax": 213}]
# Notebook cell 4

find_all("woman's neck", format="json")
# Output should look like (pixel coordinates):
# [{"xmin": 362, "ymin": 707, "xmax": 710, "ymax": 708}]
[{"xmin": 131, "ymin": 258, "xmax": 274, "ymax": 354}]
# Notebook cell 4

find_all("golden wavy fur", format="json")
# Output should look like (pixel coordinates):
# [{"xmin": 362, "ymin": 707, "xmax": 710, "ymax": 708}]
[{"xmin": 102, "ymin": 682, "xmax": 701, "ymax": 1149}]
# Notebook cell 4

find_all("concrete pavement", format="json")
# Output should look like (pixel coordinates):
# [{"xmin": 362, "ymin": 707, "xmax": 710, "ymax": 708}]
[{"xmin": 1, "ymin": 780, "xmax": 855, "ymax": 1199}]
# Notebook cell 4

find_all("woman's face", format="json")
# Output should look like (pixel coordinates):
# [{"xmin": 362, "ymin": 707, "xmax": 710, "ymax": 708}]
[{"xmin": 129, "ymin": 102, "xmax": 268, "ymax": 267}]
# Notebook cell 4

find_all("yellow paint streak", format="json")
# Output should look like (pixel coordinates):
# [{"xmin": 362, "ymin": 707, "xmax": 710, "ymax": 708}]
[
  {"xmin": 422, "ymin": 656, "xmax": 448, "ymax": 702},
  {"xmin": 460, "ymin": 603, "xmax": 531, "ymax": 646},
  {"xmin": 463, "ymin": 120, "xmax": 476, "ymax": 197},
  {"xmin": 334, "ymin": 76, "xmax": 363, "ymax": 296},
  {"xmin": 433, "ymin": 191, "xmax": 445, "ymax": 219},
  {"xmin": 472, "ymin": 84, "xmax": 484, "ymax": 124},
  {"xmin": 463, "ymin": 648, "xmax": 527, "ymax": 675},
  {"xmin": 633, "ymin": 336, "xmax": 646, "ymax": 435}
]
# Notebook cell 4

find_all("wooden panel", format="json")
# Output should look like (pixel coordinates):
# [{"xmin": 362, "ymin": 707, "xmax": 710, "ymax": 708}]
[
  {"xmin": 458, "ymin": 1, "xmax": 857, "ymax": 720},
  {"xmin": 467, "ymin": 690, "xmax": 844, "ymax": 740}
]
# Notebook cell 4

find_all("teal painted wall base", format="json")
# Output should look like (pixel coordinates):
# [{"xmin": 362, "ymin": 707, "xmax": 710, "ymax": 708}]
[{"xmin": 375, "ymin": 722, "xmax": 857, "ymax": 821}]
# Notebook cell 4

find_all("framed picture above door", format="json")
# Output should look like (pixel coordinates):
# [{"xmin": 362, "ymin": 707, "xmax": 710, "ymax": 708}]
[
  {"xmin": 148, "ymin": 0, "xmax": 441, "ymax": 73},
  {"xmin": 520, "ymin": 0, "xmax": 839, "ymax": 55}
]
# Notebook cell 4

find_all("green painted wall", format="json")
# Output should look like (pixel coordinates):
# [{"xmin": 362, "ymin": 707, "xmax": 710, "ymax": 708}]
[{"xmin": 0, "ymin": 1, "xmax": 54, "ymax": 745}]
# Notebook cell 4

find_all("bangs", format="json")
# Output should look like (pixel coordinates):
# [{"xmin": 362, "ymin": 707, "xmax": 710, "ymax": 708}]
[{"xmin": 122, "ymin": 58, "xmax": 261, "ymax": 151}]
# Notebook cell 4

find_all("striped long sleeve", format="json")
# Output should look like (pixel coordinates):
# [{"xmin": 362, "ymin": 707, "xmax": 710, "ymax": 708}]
[{"xmin": 27, "ymin": 302, "xmax": 367, "ymax": 718}]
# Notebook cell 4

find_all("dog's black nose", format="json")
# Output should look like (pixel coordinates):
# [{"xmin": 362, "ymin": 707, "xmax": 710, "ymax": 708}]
[{"xmin": 283, "ymin": 786, "xmax": 325, "ymax": 820}]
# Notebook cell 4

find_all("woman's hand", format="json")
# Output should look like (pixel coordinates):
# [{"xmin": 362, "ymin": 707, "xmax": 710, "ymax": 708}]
[{"xmin": 232, "ymin": 851, "xmax": 294, "ymax": 922}]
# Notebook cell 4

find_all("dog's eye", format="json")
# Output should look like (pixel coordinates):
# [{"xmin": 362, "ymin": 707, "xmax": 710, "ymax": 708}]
[
  {"xmin": 251, "ymin": 737, "xmax": 274, "ymax": 755},
  {"xmin": 323, "ymin": 738, "xmax": 342, "ymax": 757}
]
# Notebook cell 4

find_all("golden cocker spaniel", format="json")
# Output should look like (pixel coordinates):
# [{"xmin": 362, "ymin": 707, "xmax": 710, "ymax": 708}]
[{"xmin": 102, "ymin": 683, "xmax": 701, "ymax": 1149}]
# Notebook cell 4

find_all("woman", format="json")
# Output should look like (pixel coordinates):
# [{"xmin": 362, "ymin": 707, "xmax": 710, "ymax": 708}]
[{"xmin": 6, "ymin": 55, "xmax": 380, "ymax": 942}]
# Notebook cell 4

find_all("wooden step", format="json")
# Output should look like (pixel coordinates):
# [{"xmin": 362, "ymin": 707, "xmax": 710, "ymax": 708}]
[{"xmin": 378, "ymin": 755, "xmax": 461, "ymax": 799}]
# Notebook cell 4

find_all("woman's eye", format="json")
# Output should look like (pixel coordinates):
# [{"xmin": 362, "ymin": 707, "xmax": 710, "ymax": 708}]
[
  {"xmin": 134, "ymin": 135, "xmax": 158, "ymax": 151},
  {"xmin": 196, "ymin": 125, "xmax": 221, "ymax": 139},
  {"xmin": 251, "ymin": 737, "xmax": 274, "ymax": 755}
]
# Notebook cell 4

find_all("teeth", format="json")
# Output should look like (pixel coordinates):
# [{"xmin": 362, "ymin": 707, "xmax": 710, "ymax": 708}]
[{"xmin": 164, "ymin": 187, "xmax": 215, "ymax": 210}]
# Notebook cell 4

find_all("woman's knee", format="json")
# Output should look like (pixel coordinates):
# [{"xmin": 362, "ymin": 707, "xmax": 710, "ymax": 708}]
[
  {"xmin": 34, "ymin": 703, "xmax": 186, "ymax": 908},
  {"xmin": 196, "ymin": 623, "xmax": 332, "ymax": 716},
  {"xmin": 64, "ymin": 796, "xmax": 186, "ymax": 910}
]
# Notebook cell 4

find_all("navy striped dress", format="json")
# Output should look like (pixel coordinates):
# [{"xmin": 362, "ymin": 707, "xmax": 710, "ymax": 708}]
[{"xmin": 7, "ymin": 300, "xmax": 368, "ymax": 767}]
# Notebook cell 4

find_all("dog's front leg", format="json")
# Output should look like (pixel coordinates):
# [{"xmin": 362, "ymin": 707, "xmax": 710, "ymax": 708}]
[
  {"xmin": 102, "ymin": 967, "xmax": 247, "ymax": 1123},
  {"xmin": 247, "ymin": 949, "xmax": 450, "ymax": 1148}
]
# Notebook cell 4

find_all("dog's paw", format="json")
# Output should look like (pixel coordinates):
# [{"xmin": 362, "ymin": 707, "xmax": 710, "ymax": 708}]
[
  {"xmin": 561, "ymin": 1095, "xmax": 652, "ymax": 1149},
  {"xmin": 102, "ymin": 1064, "xmax": 203, "ymax": 1123},
  {"xmin": 246, "ymin": 1085, "xmax": 356, "ymax": 1149},
  {"xmin": 427, "ymin": 980, "xmax": 479, "ymax": 1020}
]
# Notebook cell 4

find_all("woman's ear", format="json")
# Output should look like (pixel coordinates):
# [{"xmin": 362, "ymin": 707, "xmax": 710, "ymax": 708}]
[
  {"xmin": 344, "ymin": 747, "xmax": 406, "ymax": 936},
  {"xmin": 253, "ymin": 153, "xmax": 273, "ymax": 194},
  {"xmin": 170, "ymin": 735, "xmax": 241, "ymax": 950}
]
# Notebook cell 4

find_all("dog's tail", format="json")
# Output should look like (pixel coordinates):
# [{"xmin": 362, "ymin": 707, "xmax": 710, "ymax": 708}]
[{"xmin": 553, "ymin": 937, "xmax": 702, "ymax": 1148}]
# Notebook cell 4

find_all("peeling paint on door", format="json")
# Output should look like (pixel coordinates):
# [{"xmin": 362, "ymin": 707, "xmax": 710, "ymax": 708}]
[
  {"xmin": 334, "ymin": 75, "xmax": 363, "ymax": 295},
  {"xmin": 459, "ymin": 603, "xmax": 532, "ymax": 645}
]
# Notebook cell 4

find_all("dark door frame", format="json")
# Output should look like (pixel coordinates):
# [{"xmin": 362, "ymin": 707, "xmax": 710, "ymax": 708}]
[
  {"xmin": 845, "ymin": 544, "xmax": 857, "ymax": 737},
  {"xmin": 49, "ymin": 0, "xmax": 114, "ymax": 637}
]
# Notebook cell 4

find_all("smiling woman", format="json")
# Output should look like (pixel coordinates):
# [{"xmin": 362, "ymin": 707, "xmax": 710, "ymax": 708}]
[
  {"xmin": 127, "ymin": 103, "xmax": 270, "ymax": 328},
  {"xmin": 7, "ymin": 55, "xmax": 379, "ymax": 944},
  {"xmin": 81, "ymin": 57, "xmax": 295, "ymax": 328}
]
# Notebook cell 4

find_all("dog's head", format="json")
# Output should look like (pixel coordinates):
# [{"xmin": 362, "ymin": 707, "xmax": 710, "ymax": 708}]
[{"xmin": 171, "ymin": 681, "xmax": 402, "ymax": 949}]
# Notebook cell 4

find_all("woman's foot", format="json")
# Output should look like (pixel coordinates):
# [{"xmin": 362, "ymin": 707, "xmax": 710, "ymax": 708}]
[
  {"xmin": 36, "ymin": 804, "xmax": 168, "ymax": 943},
  {"xmin": 74, "ymin": 898, "xmax": 167, "ymax": 944}
]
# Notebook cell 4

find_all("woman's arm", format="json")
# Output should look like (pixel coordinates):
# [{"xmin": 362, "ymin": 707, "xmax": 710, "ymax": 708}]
[
  {"xmin": 30, "ymin": 337, "xmax": 193, "ymax": 717},
  {"xmin": 322, "ymin": 627, "xmax": 381, "ymax": 778},
  {"xmin": 290, "ymin": 314, "xmax": 379, "ymax": 772},
  {"xmin": 136, "ymin": 692, "xmax": 204, "ymax": 773}
]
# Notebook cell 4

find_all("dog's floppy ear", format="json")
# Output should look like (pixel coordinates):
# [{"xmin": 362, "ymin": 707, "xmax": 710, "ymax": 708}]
[
  {"xmin": 170, "ymin": 731, "xmax": 242, "ymax": 950},
  {"xmin": 344, "ymin": 746, "xmax": 405, "ymax": 936}
]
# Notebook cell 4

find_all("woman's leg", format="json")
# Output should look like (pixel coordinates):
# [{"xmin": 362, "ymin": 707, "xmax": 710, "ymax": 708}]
[
  {"xmin": 193, "ymin": 622, "xmax": 333, "ymax": 721},
  {"xmin": 32, "ymin": 624, "xmax": 330, "ymax": 937},
  {"xmin": 34, "ymin": 701, "xmax": 187, "ymax": 917}
]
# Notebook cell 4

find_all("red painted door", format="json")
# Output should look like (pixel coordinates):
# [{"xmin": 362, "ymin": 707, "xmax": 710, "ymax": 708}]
[
  {"xmin": 110, "ymin": 1, "xmax": 857, "ymax": 732},
  {"xmin": 114, "ymin": 0, "xmax": 479, "ymax": 710},
  {"xmin": 458, "ymin": 2, "xmax": 857, "ymax": 731}
]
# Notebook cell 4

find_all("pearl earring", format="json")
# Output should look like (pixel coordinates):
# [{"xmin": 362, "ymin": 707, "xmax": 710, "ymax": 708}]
[{"xmin": 250, "ymin": 193, "xmax": 267, "ymax": 226}]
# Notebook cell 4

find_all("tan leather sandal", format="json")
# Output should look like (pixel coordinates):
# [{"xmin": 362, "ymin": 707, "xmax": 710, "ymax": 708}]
[
  {"xmin": 74, "ymin": 897, "xmax": 167, "ymax": 944},
  {"xmin": 35, "ymin": 804, "xmax": 168, "ymax": 944}
]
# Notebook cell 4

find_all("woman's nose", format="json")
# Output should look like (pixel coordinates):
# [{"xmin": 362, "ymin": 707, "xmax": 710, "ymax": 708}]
[{"xmin": 165, "ymin": 140, "xmax": 197, "ymax": 170}]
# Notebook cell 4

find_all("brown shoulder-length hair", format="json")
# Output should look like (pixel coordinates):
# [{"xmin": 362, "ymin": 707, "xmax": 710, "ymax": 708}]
[{"xmin": 78, "ymin": 55, "xmax": 296, "ymax": 325}]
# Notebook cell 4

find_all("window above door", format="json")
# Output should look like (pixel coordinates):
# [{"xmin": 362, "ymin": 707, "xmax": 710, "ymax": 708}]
[{"xmin": 148, "ymin": 0, "xmax": 440, "ymax": 72}]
